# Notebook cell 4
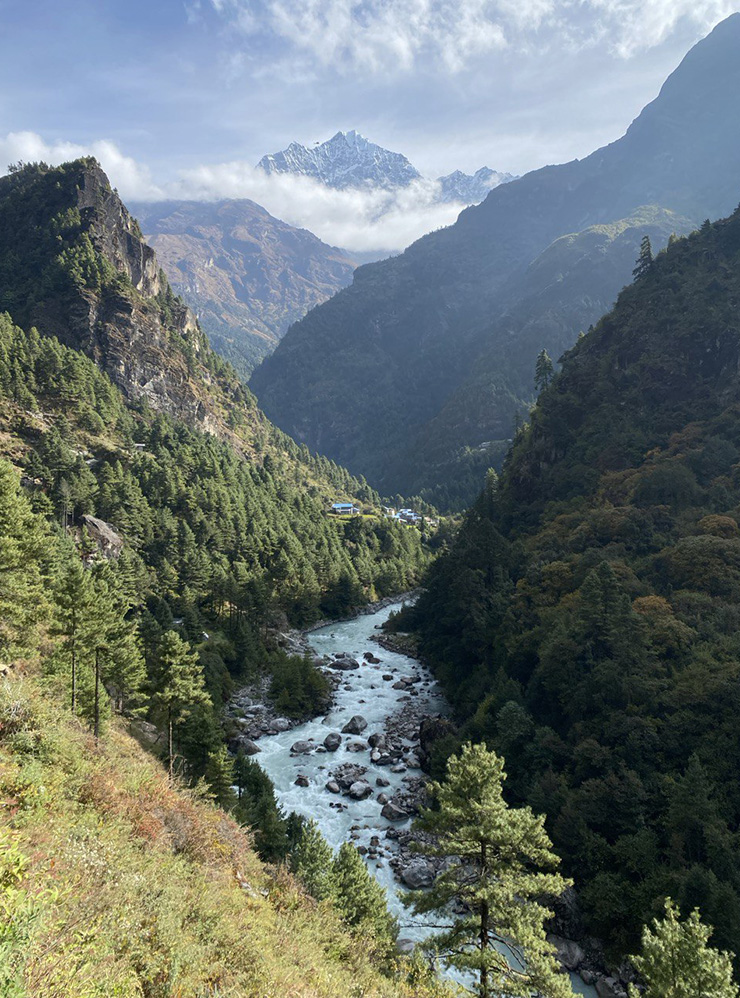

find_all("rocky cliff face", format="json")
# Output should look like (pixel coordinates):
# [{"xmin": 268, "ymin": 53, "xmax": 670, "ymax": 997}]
[
  {"xmin": 131, "ymin": 198, "xmax": 357, "ymax": 378},
  {"xmin": 0, "ymin": 159, "xmax": 230, "ymax": 430}
]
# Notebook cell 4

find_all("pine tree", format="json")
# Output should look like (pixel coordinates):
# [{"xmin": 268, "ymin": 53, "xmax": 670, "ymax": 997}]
[
  {"xmin": 633, "ymin": 234, "xmax": 653, "ymax": 280},
  {"xmin": 628, "ymin": 899, "xmax": 738, "ymax": 998},
  {"xmin": 291, "ymin": 819, "xmax": 336, "ymax": 901},
  {"xmin": 203, "ymin": 746, "xmax": 236, "ymax": 809},
  {"xmin": 0, "ymin": 461, "xmax": 49, "ymax": 666},
  {"xmin": 404, "ymin": 742, "xmax": 574, "ymax": 998},
  {"xmin": 534, "ymin": 349, "xmax": 554, "ymax": 393},
  {"xmin": 150, "ymin": 631, "xmax": 210, "ymax": 780},
  {"xmin": 53, "ymin": 554, "xmax": 95, "ymax": 713},
  {"xmin": 332, "ymin": 842, "xmax": 396, "ymax": 945}
]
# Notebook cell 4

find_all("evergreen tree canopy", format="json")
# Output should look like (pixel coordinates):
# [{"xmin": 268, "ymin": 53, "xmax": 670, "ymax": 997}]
[
  {"xmin": 629, "ymin": 899, "xmax": 738, "ymax": 998},
  {"xmin": 290, "ymin": 819, "xmax": 336, "ymax": 902},
  {"xmin": 534, "ymin": 349, "xmax": 554, "ymax": 393},
  {"xmin": 332, "ymin": 842, "xmax": 397, "ymax": 947},
  {"xmin": 405, "ymin": 742, "xmax": 574, "ymax": 998}
]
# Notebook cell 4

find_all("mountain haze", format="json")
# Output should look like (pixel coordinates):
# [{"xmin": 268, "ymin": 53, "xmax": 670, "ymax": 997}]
[
  {"xmin": 250, "ymin": 15, "xmax": 740, "ymax": 507},
  {"xmin": 132, "ymin": 198, "xmax": 357, "ymax": 378}
]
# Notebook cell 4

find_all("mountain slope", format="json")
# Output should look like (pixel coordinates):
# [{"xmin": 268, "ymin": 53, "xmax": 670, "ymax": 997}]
[
  {"xmin": 132, "ymin": 199, "xmax": 357, "ymax": 378},
  {"xmin": 405, "ymin": 203, "xmax": 740, "ymax": 959},
  {"xmin": 388, "ymin": 205, "xmax": 692, "ymax": 507},
  {"xmin": 250, "ymin": 14, "xmax": 740, "ymax": 505}
]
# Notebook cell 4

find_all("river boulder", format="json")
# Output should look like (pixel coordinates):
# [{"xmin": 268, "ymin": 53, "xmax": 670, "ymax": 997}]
[
  {"xmin": 271, "ymin": 717, "xmax": 292, "ymax": 732},
  {"xmin": 333, "ymin": 763, "xmax": 367, "ymax": 790},
  {"xmin": 290, "ymin": 740, "xmax": 313, "ymax": 755},
  {"xmin": 381, "ymin": 801, "xmax": 408, "ymax": 821},
  {"xmin": 547, "ymin": 935, "xmax": 585, "ymax": 971},
  {"xmin": 325, "ymin": 780, "xmax": 341, "ymax": 794},
  {"xmin": 323, "ymin": 732, "xmax": 342, "ymax": 752},
  {"xmin": 349, "ymin": 781, "xmax": 373, "ymax": 800},
  {"xmin": 400, "ymin": 861, "xmax": 435, "ymax": 889},
  {"xmin": 596, "ymin": 979, "xmax": 627, "ymax": 998},
  {"xmin": 342, "ymin": 715, "xmax": 368, "ymax": 735},
  {"xmin": 295, "ymin": 775, "xmax": 309, "ymax": 787},
  {"xmin": 330, "ymin": 656, "xmax": 360, "ymax": 671}
]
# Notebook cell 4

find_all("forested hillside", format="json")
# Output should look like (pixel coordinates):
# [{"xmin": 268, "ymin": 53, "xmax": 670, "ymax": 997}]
[
  {"xmin": 404, "ymin": 204, "xmax": 740, "ymax": 958},
  {"xmin": 0, "ymin": 462, "xmax": 444, "ymax": 996},
  {"xmin": 251, "ymin": 15, "xmax": 740, "ymax": 509},
  {"xmin": 0, "ymin": 159, "xmax": 432, "ymax": 795}
]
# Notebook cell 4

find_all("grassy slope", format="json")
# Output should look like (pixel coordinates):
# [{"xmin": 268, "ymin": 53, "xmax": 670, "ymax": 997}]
[{"xmin": 0, "ymin": 664, "xmax": 445, "ymax": 998}]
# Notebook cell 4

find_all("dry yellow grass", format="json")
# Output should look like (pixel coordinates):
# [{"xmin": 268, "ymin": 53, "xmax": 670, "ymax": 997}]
[{"xmin": 0, "ymin": 669, "xmax": 449, "ymax": 998}]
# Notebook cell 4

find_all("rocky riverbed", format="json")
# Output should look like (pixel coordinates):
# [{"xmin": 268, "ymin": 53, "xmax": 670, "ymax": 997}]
[{"xmin": 226, "ymin": 601, "xmax": 603, "ymax": 997}]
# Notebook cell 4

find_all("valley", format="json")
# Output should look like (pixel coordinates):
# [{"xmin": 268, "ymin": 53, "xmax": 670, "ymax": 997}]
[{"xmin": 3, "ymin": 8, "xmax": 740, "ymax": 998}]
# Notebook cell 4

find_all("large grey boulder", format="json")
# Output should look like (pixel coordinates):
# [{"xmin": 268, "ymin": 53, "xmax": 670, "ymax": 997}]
[
  {"xmin": 349, "ymin": 781, "xmax": 373, "ymax": 800},
  {"xmin": 596, "ymin": 979, "xmax": 627, "ymax": 998},
  {"xmin": 323, "ymin": 732, "xmax": 342, "ymax": 752},
  {"xmin": 241, "ymin": 738, "xmax": 262, "ymax": 755},
  {"xmin": 329, "ymin": 656, "xmax": 360, "ymax": 671},
  {"xmin": 381, "ymin": 801, "xmax": 408, "ymax": 821},
  {"xmin": 290, "ymin": 740, "xmax": 314, "ymax": 755},
  {"xmin": 81, "ymin": 514, "xmax": 124, "ymax": 558},
  {"xmin": 272, "ymin": 717, "xmax": 292, "ymax": 732},
  {"xmin": 342, "ymin": 715, "xmax": 368, "ymax": 735},
  {"xmin": 547, "ymin": 935, "xmax": 585, "ymax": 971},
  {"xmin": 400, "ymin": 861, "xmax": 435, "ymax": 889}
]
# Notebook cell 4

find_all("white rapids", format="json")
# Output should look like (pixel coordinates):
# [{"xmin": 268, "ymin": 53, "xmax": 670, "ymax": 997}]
[{"xmin": 250, "ymin": 601, "xmax": 597, "ymax": 997}]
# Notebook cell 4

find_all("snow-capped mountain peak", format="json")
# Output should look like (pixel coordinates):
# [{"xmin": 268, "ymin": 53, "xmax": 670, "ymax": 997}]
[
  {"xmin": 257, "ymin": 131, "xmax": 422, "ymax": 190},
  {"xmin": 256, "ymin": 131, "xmax": 516, "ymax": 205}
]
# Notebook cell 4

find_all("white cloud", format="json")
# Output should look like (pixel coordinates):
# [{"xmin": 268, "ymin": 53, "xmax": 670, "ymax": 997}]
[
  {"xmin": 171, "ymin": 161, "xmax": 463, "ymax": 251},
  {"xmin": 585, "ymin": 0, "xmax": 739, "ymax": 57},
  {"xmin": 211, "ymin": 0, "xmax": 739, "ymax": 72},
  {"xmin": 212, "ymin": 0, "xmax": 517, "ymax": 74},
  {"xmin": 0, "ymin": 131, "xmax": 164, "ymax": 201}
]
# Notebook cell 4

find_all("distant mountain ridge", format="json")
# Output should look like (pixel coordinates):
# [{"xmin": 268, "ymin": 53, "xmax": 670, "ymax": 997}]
[
  {"xmin": 257, "ymin": 129, "xmax": 515, "ymax": 203},
  {"xmin": 250, "ymin": 14, "xmax": 740, "ymax": 509},
  {"xmin": 130, "ymin": 198, "xmax": 357, "ymax": 379}
]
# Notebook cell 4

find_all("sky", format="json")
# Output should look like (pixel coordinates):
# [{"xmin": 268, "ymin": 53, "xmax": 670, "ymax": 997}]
[{"xmin": 0, "ymin": 0, "xmax": 738, "ymax": 252}]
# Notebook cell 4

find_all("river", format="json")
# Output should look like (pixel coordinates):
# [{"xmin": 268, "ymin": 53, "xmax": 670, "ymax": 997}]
[{"xmin": 250, "ymin": 601, "xmax": 597, "ymax": 997}]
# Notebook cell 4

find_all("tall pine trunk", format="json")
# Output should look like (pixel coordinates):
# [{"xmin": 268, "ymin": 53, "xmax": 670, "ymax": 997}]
[
  {"xmin": 168, "ymin": 710, "xmax": 174, "ymax": 781},
  {"xmin": 94, "ymin": 645, "xmax": 101, "ymax": 739},
  {"xmin": 71, "ymin": 640, "xmax": 76, "ymax": 714},
  {"xmin": 480, "ymin": 841, "xmax": 489, "ymax": 998}
]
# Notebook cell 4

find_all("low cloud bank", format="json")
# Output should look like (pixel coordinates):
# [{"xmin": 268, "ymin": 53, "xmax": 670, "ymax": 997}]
[{"xmin": 0, "ymin": 131, "xmax": 464, "ymax": 254}]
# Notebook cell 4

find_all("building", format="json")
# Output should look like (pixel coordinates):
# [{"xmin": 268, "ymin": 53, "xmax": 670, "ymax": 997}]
[{"xmin": 330, "ymin": 502, "xmax": 360, "ymax": 516}]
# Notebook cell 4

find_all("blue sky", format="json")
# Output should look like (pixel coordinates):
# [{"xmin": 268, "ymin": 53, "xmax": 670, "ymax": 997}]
[{"xmin": 1, "ymin": 0, "xmax": 738, "ymax": 251}]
